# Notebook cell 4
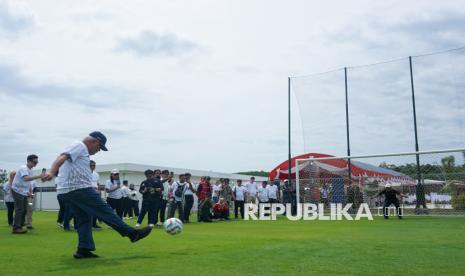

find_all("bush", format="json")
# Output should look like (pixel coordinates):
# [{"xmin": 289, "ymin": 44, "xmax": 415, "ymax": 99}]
[{"xmin": 451, "ymin": 195, "xmax": 465, "ymax": 210}]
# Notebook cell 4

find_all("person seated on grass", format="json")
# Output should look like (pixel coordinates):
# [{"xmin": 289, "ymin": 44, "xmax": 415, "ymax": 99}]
[{"xmin": 212, "ymin": 197, "xmax": 230, "ymax": 220}]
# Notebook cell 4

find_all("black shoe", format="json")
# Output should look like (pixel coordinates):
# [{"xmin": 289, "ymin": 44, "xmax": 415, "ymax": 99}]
[
  {"xmin": 12, "ymin": 228, "xmax": 27, "ymax": 234},
  {"xmin": 73, "ymin": 249, "xmax": 99, "ymax": 259},
  {"xmin": 129, "ymin": 226, "xmax": 152, "ymax": 243},
  {"xmin": 27, "ymin": 226, "xmax": 34, "ymax": 230}
]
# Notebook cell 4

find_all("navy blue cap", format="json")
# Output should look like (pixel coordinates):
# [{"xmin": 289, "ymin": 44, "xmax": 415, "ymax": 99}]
[{"xmin": 89, "ymin": 131, "xmax": 108, "ymax": 151}]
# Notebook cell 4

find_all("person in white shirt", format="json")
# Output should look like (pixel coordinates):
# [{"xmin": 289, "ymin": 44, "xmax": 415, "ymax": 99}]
[
  {"xmin": 11, "ymin": 154, "xmax": 44, "ymax": 234},
  {"xmin": 42, "ymin": 131, "xmax": 152, "ymax": 259},
  {"xmin": 121, "ymin": 180, "xmax": 131, "ymax": 219},
  {"xmin": 267, "ymin": 180, "xmax": 280, "ymax": 203},
  {"xmin": 160, "ymin": 170, "xmax": 172, "ymax": 224},
  {"xmin": 212, "ymin": 179, "xmax": 221, "ymax": 204},
  {"xmin": 183, "ymin": 172, "xmax": 196, "ymax": 223},
  {"xmin": 257, "ymin": 181, "xmax": 269, "ymax": 217},
  {"xmin": 3, "ymin": 171, "xmax": 16, "ymax": 226},
  {"xmin": 168, "ymin": 174, "xmax": 186, "ymax": 221},
  {"xmin": 89, "ymin": 160, "xmax": 102, "ymax": 228},
  {"xmin": 245, "ymin": 177, "xmax": 258, "ymax": 204},
  {"xmin": 233, "ymin": 179, "xmax": 248, "ymax": 219},
  {"xmin": 105, "ymin": 169, "xmax": 124, "ymax": 218},
  {"xmin": 128, "ymin": 183, "xmax": 140, "ymax": 218},
  {"xmin": 257, "ymin": 181, "xmax": 269, "ymax": 203}
]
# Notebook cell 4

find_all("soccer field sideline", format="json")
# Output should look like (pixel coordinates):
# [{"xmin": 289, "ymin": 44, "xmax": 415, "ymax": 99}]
[{"xmin": 1, "ymin": 211, "xmax": 464, "ymax": 275}]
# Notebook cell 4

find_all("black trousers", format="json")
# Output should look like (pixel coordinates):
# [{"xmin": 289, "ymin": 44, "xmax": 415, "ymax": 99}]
[
  {"xmin": 183, "ymin": 195, "xmax": 194, "ymax": 222},
  {"xmin": 57, "ymin": 195, "xmax": 66, "ymax": 223},
  {"xmin": 168, "ymin": 200, "xmax": 184, "ymax": 221},
  {"xmin": 107, "ymin": 197, "xmax": 124, "ymax": 218},
  {"xmin": 383, "ymin": 200, "xmax": 402, "ymax": 218},
  {"xmin": 234, "ymin": 200, "xmax": 245, "ymax": 219},
  {"xmin": 12, "ymin": 191, "xmax": 28, "ymax": 230},
  {"xmin": 212, "ymin": 211, "xmax": 229, "ymax": 219},
  {"xmin": 129, "ymin": 200, "xmax": 140, "ymax": 217},
  {"xmin": 138, "ymin": 199, "xmax": 160, "ymax": 225},
  {"xmin": 6, "ymin": 202, "xmax": 15, "ymax": 225},
  {"xmin": 159, "ymin": 199, "xmax": 167, "ymax": 223},
  {"xmin": 122, "ymin": 197, "xmax": 132, "ymax": 217}
]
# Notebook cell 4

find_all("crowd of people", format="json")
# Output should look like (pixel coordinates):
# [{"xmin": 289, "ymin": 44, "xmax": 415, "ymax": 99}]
[{"xmin": 2, "ymin": 157, "xmax": 295, "ymax": 232}]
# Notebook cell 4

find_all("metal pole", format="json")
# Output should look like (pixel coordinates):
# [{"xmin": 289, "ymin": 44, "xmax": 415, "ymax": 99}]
[
  {"xmin": 288, "ymin": 77, "xmax": 294, "ymax": 202},
  {"xmin": 409, "ymin": 56, "xmax": 425, "ymax": 209},
  {"xmin": 344, "ymin": 67, "xmax": 352, "ymax": 182}
]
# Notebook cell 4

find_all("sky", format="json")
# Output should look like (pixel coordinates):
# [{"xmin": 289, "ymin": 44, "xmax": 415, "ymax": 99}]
[{"xmin": 0, "ymin": 0, "xmax": 464, "ymax": 172}]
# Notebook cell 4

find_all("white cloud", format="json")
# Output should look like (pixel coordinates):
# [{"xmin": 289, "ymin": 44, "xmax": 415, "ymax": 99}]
[{"xmin": 0, "ymin": 0, "xmax": 464, "ymax": 172}]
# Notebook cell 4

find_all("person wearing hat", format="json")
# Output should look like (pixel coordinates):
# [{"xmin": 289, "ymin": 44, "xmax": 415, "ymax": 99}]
[
  {"xmin": 376, "ymin": 183, "xmax": 407, "ymax": 219},
  {"xmin": 42, "ymin": 131, "xmax": 152, "ymax": 259},
  {"xmin": 105, "ymin": 169, "xmax": 124, "ymax": 218}
]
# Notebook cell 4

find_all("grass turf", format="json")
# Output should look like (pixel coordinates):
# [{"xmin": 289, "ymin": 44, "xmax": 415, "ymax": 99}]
[{"xmin": 0, "ymin": 211, "xmax": 464, "ymax": 275}]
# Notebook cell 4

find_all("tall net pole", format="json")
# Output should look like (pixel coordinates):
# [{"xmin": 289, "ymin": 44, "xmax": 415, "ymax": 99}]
[
  {"xmin": 344, "ymin": 67, "xmax": 352, "ymax": 182},
  {"xmin": 409, "ymin": 56, "xmax": 427, "ymax": 210}
]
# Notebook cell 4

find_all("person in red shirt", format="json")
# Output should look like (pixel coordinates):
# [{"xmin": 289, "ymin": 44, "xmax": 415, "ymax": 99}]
[
  {"xmin": 196, "ymin": 176, "xmax": 212, "ymax": 222},
  {"xmin": 212, "ymin": 197, "xmax": 229, "ymax": 220}
]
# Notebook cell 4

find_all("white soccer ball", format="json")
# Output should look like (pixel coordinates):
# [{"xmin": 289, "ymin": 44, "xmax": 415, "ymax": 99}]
[{"xmin": 163, "ymin": 218, "xmax": 183, "ymax": 235}]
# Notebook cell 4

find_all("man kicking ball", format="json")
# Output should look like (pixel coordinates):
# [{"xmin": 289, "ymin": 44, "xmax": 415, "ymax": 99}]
[
  {"xmin": 43, "ymin": 131, "xmax": 152, "ymax": 259},
  {"xmin": 377, "ymin": 183, "xmax": 407, "ymax": 219}
]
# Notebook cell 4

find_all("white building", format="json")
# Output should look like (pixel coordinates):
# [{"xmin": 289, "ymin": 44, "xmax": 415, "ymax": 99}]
[{"xmin": 28, "ymin": 163, "xmax": 267, "ymax": 211}]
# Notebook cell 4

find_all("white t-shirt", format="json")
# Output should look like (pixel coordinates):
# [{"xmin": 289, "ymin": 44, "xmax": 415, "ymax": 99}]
[
  {"xmin": 91, "ymin": 171, "xmax": 100, "ymax": 189},
  {"xmin": 3, "ymin": 182, "xmax": 14, "ymax": 202},
  {"xmin": 129, "ymin": 189, "xmax": 140, "ymax": 201},
  {"xmin": 12, "ymin": 165, "xmax": 33, "ymax": 196},
  {"xmin": 245, "ymin": 182, "xmax": 258, "ymax": 197},
  {"xmin": 56, "ymin": 141, "xmax": 93, "ymax": 194},
  {"xmin": 267, "ymin": 185, "xmax": 278, "ymax": 199},
  {"xmin": 106, "ymin": 179, "xmax": 123, "ymax": 199},
  {"xmin": 233, "ymin": 185, "xmax": 247, "ymax": 201},
  {"xmin": 172, "ymin": 182, "xmax": 186, "ymax": 202},
  {"xmin": 212, "ymin": 184, "xmax": 220, "ymax": 198},
  {"xmin": 257, "ymin": 186, "xmax": 269, "ymax": 202},
  {"xmin": 120, "ymin": 185, "xmax": 130, "ymax": 198},
  {"xmin": 184, "ymin": 182, "xmax": 195, "ymax": 196},
  {"xmin": 162, "ymin": 180, "xmax": 170, "ymax": 199}
]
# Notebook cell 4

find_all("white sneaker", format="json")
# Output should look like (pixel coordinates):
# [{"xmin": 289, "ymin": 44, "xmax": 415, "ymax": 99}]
[
  {"xmin": 148, "ymin": 224, "xmax": 155, "ymax": 228},
  {"xmin": 156, "ymin": 222, "xmax": 162, "ymax": 226},
  {"xmin": 135, "ymin": 223, "xmax": 141, "ymax": 228}
]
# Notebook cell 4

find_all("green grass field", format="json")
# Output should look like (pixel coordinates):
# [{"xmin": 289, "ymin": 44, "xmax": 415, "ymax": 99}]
[{"xmin": 1, "ymin": 211, "xmax": 464, "ymax": 275}]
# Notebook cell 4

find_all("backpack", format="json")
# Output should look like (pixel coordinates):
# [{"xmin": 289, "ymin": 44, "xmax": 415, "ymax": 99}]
[{"xmin": 175, "ymin": 183, "xmax": 185, "ymax": 198}]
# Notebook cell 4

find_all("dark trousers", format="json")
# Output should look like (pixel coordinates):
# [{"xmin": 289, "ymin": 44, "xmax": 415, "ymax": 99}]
[
  {"xmin": 107, "ymin": 197, "xmax": 124, "ymax": 218},
  {"xmin": 129, "ymin": 200, "xmax": 140, "ymax": 218},
  {"xmin": 63, "ymin": 203, "xmax": 76, "ymax": 230},
  {"xmin": 212, "ymin": 211, "xmax": 229, "ymax": 220},
  {"xmin": 159, "ymin": 199, "xmax": 167, "ymax": 223},
  {"xmin": 58, "ymin": 188, "xmax": 135, "ymax": 251},
  {"xmin": 183, "ymin": 195, "xmax": 194, "ymax": 222},
  {"xmin": 57, "ymin": 196, "xmax": 66, "ymax": 223},
  {"xmin": 199, "ymin": 199, "xmax": 212, "ymax": 222},
  {"xmin": 6, "ymin": 202, "xmax": 15, "ymax": 225},
  {"xmin": 12, "ymin": 191, "xmax": 28, "ymax": 230},
  {"xmin": 122, "ymin": 197, "xmax": 132, "ymax": 217},
  {"xmin": 168, "ymin": 200, "xmax": 183, "ymax": 221},
  {"xmin": 234, "ymin": 200, "xmax": 245, "ymax": 219},
  {"xmin": 384, "ymin": 200, "xmax": 402, "ymax": 218},
  {"xmin": 137, "ymin": 199, "xmax": 160, "ymax": 225}
]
